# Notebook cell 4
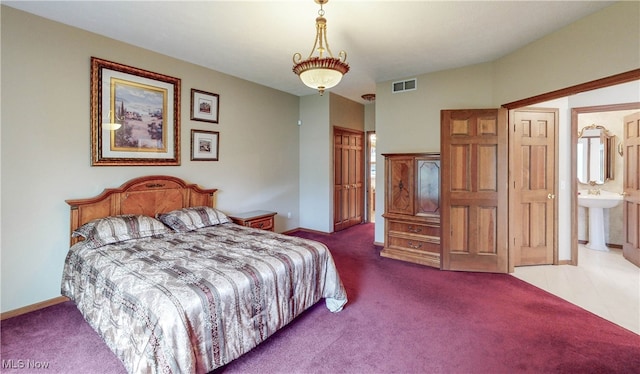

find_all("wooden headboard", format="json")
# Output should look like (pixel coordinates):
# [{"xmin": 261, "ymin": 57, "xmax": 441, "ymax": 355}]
[{"xmin": 66, "ymin": 175, "xmax": 217, "ymax": 245}]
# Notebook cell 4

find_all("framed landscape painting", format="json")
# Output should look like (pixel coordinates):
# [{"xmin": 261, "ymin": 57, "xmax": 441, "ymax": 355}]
[{"xmin": 90, "ymin": 57, "xmax": 181, "ymax": 166}]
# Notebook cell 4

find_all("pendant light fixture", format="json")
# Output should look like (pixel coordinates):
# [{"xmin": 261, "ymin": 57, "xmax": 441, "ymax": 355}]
[{"xmin": 292, "ymin": 0, "xmax": 349, "ymax": 95}]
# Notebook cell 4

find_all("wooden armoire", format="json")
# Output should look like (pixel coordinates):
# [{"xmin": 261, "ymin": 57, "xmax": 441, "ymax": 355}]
[{"xmin": 381, "ymin": 153, "xmax": 441, "ymax": 268}]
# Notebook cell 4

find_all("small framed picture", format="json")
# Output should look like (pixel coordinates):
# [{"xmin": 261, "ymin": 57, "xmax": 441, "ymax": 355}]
[
  {"xmin": 191, "ymin": 130, "xmax": 219, "ymax": 161},
  {"xmin": 190, "ymin": 89, "xmax": 219, "ymax": 123}
]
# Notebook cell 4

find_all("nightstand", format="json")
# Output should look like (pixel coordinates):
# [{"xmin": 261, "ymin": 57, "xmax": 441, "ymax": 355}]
[{"xmin": 228, "ymin": 210, "xmax": 276, "ymax": 232}]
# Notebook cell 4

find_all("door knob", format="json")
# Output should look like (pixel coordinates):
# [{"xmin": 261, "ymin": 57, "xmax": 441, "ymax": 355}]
[{"xmin": 547, "ymin": 193, "xmax": 555, "ymax": 199}]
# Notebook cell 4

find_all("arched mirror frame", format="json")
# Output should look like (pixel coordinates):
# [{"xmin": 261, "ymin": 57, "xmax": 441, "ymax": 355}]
[{"xmin": 576, "ymin": 124, "xmax": 616, "ymax": 185}]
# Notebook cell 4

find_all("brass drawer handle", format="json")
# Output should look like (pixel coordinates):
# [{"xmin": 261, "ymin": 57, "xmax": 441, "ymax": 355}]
[
  {"xmin": 407, "ymin": 241, "xmax": 422, "ymax": 249},
  {"xmin": 407, "ymin": 225, "xmax": 422, "ymax": 233}
]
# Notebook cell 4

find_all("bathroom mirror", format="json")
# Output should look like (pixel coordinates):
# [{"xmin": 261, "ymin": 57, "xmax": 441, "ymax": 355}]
[{"xmin": 577, "ymin": 124, "xmax": 616, "ymax": 185}]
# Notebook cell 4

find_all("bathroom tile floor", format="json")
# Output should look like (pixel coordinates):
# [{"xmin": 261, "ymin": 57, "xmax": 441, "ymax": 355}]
[{"xmin": 512, "ymin": 244, "xmax": 639, "ymax": 335}]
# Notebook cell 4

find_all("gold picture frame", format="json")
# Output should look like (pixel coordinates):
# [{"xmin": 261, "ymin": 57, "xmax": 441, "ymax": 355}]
[{"xmin": 90, "ymin": 57, "xmax": 181, "ymax": 166}]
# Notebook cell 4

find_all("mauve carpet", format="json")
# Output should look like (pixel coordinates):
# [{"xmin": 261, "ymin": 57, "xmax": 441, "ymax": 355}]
[{"xmin": 1, "ymin": 223, "xmax": 639, "ymax": 373}]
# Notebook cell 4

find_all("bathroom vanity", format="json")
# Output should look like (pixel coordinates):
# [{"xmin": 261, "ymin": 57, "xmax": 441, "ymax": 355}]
[{"xmin": 576, "ymin": 124, "xmax": 622, "ymax": 251}]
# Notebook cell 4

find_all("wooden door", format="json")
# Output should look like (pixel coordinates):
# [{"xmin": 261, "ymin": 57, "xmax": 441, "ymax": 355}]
[
  {"xmin": 334, "ymin": 127, "xmax": 364, "ymax": 232},
  {"xmin": 440, "ymin": 109, "xmax": 509, "ymax": 273},
  {"xmin": 510, "ymin": 108, "xmax": 558, "ymax": 266},
  {"xmin": 623, "ymin": 112, "xmax": 640, "ymax": 266}
]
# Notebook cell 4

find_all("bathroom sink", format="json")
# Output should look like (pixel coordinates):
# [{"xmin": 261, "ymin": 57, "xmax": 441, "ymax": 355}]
[
  {"xmin": 578, "ymin": 190, "xmax": 623, "ymax": 251},
  {"xmin": 578, "ymin": 190, "xmax": 623, "ymax": 209}
]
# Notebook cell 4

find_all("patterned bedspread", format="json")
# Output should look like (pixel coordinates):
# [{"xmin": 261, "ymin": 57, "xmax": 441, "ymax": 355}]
[{"xmin": 61, "ymin": 223, "xmax": 347, "ymax": 374}]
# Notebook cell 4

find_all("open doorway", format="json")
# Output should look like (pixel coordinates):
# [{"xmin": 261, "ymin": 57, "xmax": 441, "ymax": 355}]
[
  {"xmin": 572, "ymin": 103, "xmax": 640, "ymax": 265},
  {"xmin": 367, "ymin": 132, "xmax": 376, "ymax": 223}
]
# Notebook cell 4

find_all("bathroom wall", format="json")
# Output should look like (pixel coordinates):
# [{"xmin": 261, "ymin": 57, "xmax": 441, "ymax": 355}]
[{"xmin": 577, "ymin": 110, "xmax": 636, "ymax": 246}]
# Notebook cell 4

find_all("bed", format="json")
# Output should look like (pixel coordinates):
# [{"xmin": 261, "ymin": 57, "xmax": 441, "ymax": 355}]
[{"xmin": 61, "ymin": 175, "xmax": 347, "ymax": 374}]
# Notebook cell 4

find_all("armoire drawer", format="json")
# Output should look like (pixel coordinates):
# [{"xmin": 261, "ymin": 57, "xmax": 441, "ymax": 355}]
[
  {"xmin": 387, "ymin": 236, "xmax": 440, "ymax": 254},
  {"xmin": 387, "ymin": 220, "xmax": 440, "ymax": 237}
]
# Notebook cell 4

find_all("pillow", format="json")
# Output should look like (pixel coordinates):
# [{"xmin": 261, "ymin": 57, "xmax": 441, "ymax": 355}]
[
  {"xmin": 157, "ymin": 206, "xmax": 229, "ymax": 232},
  {"xmin": 73, "ymin": 214, "xmax": 171, "ymax": 249}
]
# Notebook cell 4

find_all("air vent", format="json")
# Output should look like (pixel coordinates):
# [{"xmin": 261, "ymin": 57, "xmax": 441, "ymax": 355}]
[{"xmin": 392, "ymin": 78, "xmax": 417, "ymax": 93}]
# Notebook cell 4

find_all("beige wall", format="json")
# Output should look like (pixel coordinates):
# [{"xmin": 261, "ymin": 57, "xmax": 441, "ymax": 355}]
[
  {"xmin": 330, "ymin": 93, "xmax": 365, "ymax": 132},
  {"xmin": 1, "ymin": 6, "xmax": 301, "ymax": 312},
  {"xmin": 376, "ymin": 62, "xmax": 495, "ymax": 155},
  {"xmin": 298, "ymin": 94, "xmax": 331, "ymax": 231},
  {"xmin": 364, "ymin": 103, "xmax": 376, "ymax": 132},
  {"xmin": 493, "ymin": 1, "xmax": 640, "ymax": 105}
]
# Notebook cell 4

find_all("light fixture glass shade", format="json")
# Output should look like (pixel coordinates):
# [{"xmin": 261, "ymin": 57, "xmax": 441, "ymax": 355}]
[
  {"xmin": 294, "ymin": 56, "xmax": 349, "ymax": 94},
  {"xmin": 299, "ymin": 68, "xmax": 343, "ymax": 90}
]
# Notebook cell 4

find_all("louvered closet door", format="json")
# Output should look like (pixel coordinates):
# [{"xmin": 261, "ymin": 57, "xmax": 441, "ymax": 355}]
[
  {"xmin": 334, "ymin": 127, "xmax": 364, "ymax": 232},
  {"xmin": 347, "ymin": 133, "xmax": 364, "ymax": 227},
  {"xmin": 334, "ymin": 132, "xmax": 347, "ymax": 231}
]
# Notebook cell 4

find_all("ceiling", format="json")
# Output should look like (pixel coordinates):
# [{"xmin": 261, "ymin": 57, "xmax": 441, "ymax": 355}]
[{"xmin": 4, "ymin": 1, "xmax": 616, "ymax": 104}]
